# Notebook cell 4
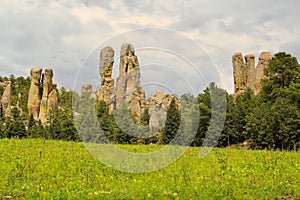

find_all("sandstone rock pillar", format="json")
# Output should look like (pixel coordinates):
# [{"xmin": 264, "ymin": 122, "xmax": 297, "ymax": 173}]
[
  {"xmin": 232, "ymin": 52, "xmax": 246, "ymax": 96},
  {"xmin": 115, "ymin": 43, "xmax": 145, "ymax": 122},
  {"xmin": 1, "ymin": 81, "xmax": 11, "ymax": 118},
  {"xmin": 245, "ymin": 54, "xmax": 255, "ymax": 89},
  {"xmin": 98, "ymin": 46, "xmax": 115, "ymax": 113},
  {"xmin": 39, "ymin": 69, "xmax": 54, "ymax": 123},
  {"xmin": 254, "ymin": 52, "xmax": 273, "ymax": 94},
  {"xmin": 233, "ymin": 51, "xmax": 273, "ymax": 96},
  {"xmin": 28, "ymin": 68, "xmax": 42, "ymax": 119}
]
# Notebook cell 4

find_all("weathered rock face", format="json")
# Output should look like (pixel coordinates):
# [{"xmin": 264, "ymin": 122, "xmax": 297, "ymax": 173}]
[
  {"xmin": 28, "ymin": 68, "xmax": 59, "ymax": 123},
  {"xmin": 245, "ymin": 54, "xmax": 255, "ymax": 89},
  {"xmin": 81, "ymin": 84, "xmax": 93, "ymax": 94},
  {"xmin": 28, "ymin": 67, "xmax": 42, "ymax": 119},
  {"xmin": 48, "ymin": 83, "xmax": 59, "ymax": 112},
  {"xmin": 97, "ymin": 43, "xmax": 180, "ymax": 125},
  {"xmin": 81, "ymin": 84, "xmax": 98, "ymax": 100},
  {"xmin": 119, "ymin": 43, "xmax": 134, "ymax": 75},
  {"xmin": 99, "ymin": 46, "xmax": 115, "ymax": 113},
  {"xmin": 232, "ymin": 52, "xmax": 273, "ymax": 96},
  {"xmin": 128, "ymin": 86, "xmax": 146, "ymax": 120},
  {"xmin": 146, "ymin": 90, "xmax": 179, "ymax": 132},
  {"xmin": 0, "ymin": 81, "xmax": 11, "ymax": 117},
  {"xmin": 115, "ymin": 43, "xmax": 145, "ymax": 121},
  {"xmin": 39, "ymin": 69, "xmax": 53, "ymax": 123},
  {"xmin": 232, "ymin": 52, "xmax": 245, "ymax": 95},
  {"xmin": 254, "ymin": 52, "xmax": 273, "ymax": 94}
]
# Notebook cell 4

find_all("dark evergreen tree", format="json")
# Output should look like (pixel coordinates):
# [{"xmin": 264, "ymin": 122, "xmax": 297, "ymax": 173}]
[
  {"xmin": 59, "ymin": 108, "xmax": 79, "ymax": 141},
  {"xmin": 261, "ymin": 52, "xmax": 300, "ymax": 101},
  {"xmin": 159, "ymin": 99, "xmax": 180, "ymax": 144},
  {"xmin": 4, "ymin": 107, "xmax": 27, "ymax": 138},
  {"xmin": 140, "ymin": 108, "xmax": 150, "ymax": 126}
]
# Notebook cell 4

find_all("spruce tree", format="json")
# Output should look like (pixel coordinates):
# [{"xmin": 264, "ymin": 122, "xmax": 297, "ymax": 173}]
[{"xmin": 160, "ymin": 99, "xmax": 180, "ymax": 144}]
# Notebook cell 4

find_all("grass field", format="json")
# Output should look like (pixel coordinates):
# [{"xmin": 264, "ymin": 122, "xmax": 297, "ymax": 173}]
[{"xmin": 0, "ymin": 139, "xmax": 299, "ymax": 199}]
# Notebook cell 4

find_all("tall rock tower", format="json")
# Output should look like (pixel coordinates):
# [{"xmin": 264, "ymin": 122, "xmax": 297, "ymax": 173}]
[
  {"xmin": 97, "ymin": 43, "xmax": 146, "ymax": 121},
  {"xmin": 232, "ymin": 51, "xmax": 273, "ymax": 96},
  {"xmin": 115, "ymin": 43, "xmax": 146, "ymax": 121},
  {"xmin": 28, "ymin": 68, "xmax": 59, "ymax": 123},
  {"xmin": 98, "ymin": 46, "xmax": 115, "ymax": 113},
  {"xmin": 28, "ymin": 67, "xmax": 42, "ymax": 120},
  {"xmin": 0, "ymin": 81, "xmax": 12, "ymax": 118}
]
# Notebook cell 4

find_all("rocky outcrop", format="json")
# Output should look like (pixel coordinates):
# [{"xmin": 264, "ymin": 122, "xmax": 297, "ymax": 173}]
[
  {"xmin": 28, "ymin": 67, "xmax": 42, "ymax": 119},
  {"xmin": 244, "ymin": 54, "xmax": 256, "ymax": 90},
  {"xmin": 146, "ymin": 90, "xmax": 179, "ymax": 132},
  {"xmin": 28, "ymin": 68, "xmax": 59, "ymax": 123},
  {"xmin": 98, "ymin": 46, "xmax": 115, "ymax": 113},
  {"xmin": 48, "ymin": 83, "xmax": 59, "ymax": 112},
  {"xmin": 0, "ymin": 81, "xmax": 11, "ymax": 118},
  {"xmin": 81, "ymin": 83, "xmax": 98, "ymax": 99},
  {"xmin": 39, "ymin": 69, "xmax": 54, "ymax": 123},
  {"xmin": 81, "ymin": 84, "xmax": 93, "ymax": 94},
  {"xmin": 97, "ymin": 43, "xmax": 181, "ymax": 124},
  {"xmin": 232, "ymin": 51, "xmax": 273, "ymax": 96},
  {"xmin": 39, "ymin": 69, "xmax": 53, "ymax": 123},
  {"xmin": 115, "ymin": 43, "xmax": 145, "ymax": 122},
  {"xmin": 254, "ymin": 52, "xmax": 273, "ymax": 94}
]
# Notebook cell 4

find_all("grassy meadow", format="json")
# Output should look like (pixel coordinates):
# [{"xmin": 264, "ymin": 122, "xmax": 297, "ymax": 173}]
[{"xmin": 0, "ymin": 138, "xmax": 299, "ymax": 199}]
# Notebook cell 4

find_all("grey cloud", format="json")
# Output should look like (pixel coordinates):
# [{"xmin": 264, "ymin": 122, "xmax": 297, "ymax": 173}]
[
  {"xmin": 1, "ymin": 0, "xmax": 300, "ymax": 95},
  {"xmin": 280, "ymin": 41, "xmax": 300, "ymax": 58}
]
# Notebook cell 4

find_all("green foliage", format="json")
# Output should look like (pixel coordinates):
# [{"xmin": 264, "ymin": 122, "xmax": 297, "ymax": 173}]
[
  {"xmin": 140, "ymin": 108, "xmax": 150, "ymax": 126},
  {"xmin": 194, "ymin": 82, "xmax": 227, "ymax": 147},
  {"xmin": 160, "ymin": 99, "xmax": 180, "ymax": 144},
  {"xmin": 261, "ymin": 52, "xmax": 300, "ymax": 101},
  {"xmin": 1, "ymin": 51, "xmax": 300, "ymax": 150},
  {"xmin": 0, "ymin": 139, "xmax": 299, "ymax": 199},
  {"xmin": 246, "ymin": 98, "xmax": 300, "ymax": 150},
  {"xmin": 194, "ymin": 85, "xmax": 211, "ymax": 146},
  {"xmin": 48, "ymin": 108, "xmax": 79, "ymax": 141},
  {"xmin": 221, "ymin": 89, "xmax": 257, "ymax": 147},
  {"xmin": 4, "ymin": 107, "xmax": 27, "ymax": 138},
  {"xmin": 57, "ymin": 87, "xmax": 73, "ymax": 108},
  {"xmin": 242, "ymin": 52, "xmax": 300, "ymax": 150},
  {"xmin": 10, "ymin": 75, "xmax": 31, "ymax": 113},
  {"xmin": 27, "ymin": 114, "xmax": 47, "ymax": 139}
]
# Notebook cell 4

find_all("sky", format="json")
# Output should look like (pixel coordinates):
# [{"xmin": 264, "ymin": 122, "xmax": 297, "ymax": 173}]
[{"xmin": 0, "ymin": 0, "xmax": 300, "ymax": 96}]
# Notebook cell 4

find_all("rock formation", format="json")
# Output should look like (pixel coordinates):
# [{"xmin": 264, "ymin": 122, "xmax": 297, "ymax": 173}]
[
  {"xmin": 115, "ymin": 43, "xmax": 146, "ymax": 122},
  {"xmin": 28, "ymin": 68, "xmax": 59, "ymax": 123},
  {"xmin": 97, "ymin": 43, "xmax": 181, "ymax": 125},
  {"xmin": 97, "ymin": 43, "xmax": 146, "ymax": 121},
  {"xmin": 81, "ymin": 84, "xmax": 93, "ymax": 94},
  {"xmin": 28, "ymin": 67, "xmax": 42, "ymax": 119},
  {"xmin": 254, "ymin": 52, "xmax": 273, "ymax": 94},
  {"xmin": 146, "ymin": 90, "xmax": 179, "ymax": 132},
  {"xmin": 39, "ymin": 69, "xmax": 54, "ymax": 123},
  {"xmin": 81, "ymin": 83, "xmax": 93, "ymax": 94},
  {"xmin": 0, "ymin": 81, "xmax": 11, "ymax": 118},
  {"xmin": 48, "ymin": 83, "xmax": 59, "ymax": 112},
  {"xmin": 98, "ymin": 46, "xmax": 115, "ymax": 113},
  {"xmin": 81, "ymin": 83, "xmax": 98, "ymax": 99},
  {"xmin": 232, "ymin": 51, "xmax": 273, "ymax": 96}
]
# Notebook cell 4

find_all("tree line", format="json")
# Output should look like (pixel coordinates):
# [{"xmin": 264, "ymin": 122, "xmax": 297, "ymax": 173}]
[{"xmin": 0, "ymin": 52, "xmax": 299, "ymax": 150}]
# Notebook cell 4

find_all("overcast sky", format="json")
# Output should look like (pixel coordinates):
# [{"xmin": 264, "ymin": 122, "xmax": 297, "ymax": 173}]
[{"xmin": 0, "ymin": 0, "xmax": 300, "ymax": 95}]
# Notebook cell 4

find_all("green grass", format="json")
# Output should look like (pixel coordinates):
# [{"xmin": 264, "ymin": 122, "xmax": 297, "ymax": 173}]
[{"xmin": 0, "ymin": 139, "xmax": 299, "ymax": 199}]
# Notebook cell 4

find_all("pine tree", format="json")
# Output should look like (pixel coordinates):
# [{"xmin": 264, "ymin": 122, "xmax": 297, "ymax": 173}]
[
  {"xmin": 261, "ymin": 52, "xmax": 300, "ymax": 101},
  {"xmin": 160, "ymin": 99, "xmax": 180, "ymax": 145}
]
